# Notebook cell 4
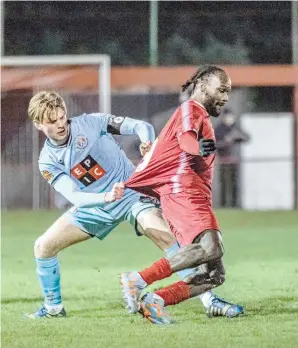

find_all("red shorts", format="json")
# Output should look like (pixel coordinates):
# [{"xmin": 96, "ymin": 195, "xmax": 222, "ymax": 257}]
[{"xmin": 160, "ymin": 192, "xmax": 219, "ymax": 246}]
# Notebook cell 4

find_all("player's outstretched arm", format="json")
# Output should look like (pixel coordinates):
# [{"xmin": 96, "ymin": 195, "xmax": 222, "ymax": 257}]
[
  {"xmin": 107, "ymin": 116, "xmax": 155, "ymax": 144},
  {"xmin": 53, "ymin": 175, "xmax": 124, "ymax": 207},
  {"xmin": 107, "ymin": 115, "xmax": 155, "ymax": 156}
]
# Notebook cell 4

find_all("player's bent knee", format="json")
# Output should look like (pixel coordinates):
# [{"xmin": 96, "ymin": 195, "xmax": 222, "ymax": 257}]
[
  {"xmin": 34, "ymin": 236, "xmax": 56, "ymax": 258},
  {"xmin": 198, "ymin": 230, "xmax": 224, "ymax": 261},
  {"xmin": 211, "ymin": 270, "xmax": 225, "ymax": 287},
  {"xmin": 205, "ymin": 243, "xmax": 224, "ymax": 261},
  {"xmin": 34, "ymin": 217, "xmax": 90, "ymax": 258}
]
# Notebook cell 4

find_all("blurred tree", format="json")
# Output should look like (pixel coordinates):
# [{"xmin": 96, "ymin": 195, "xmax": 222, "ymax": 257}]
[
  {"xmin": 3, "ymin": 1, "xmax": 291, "ymax": 65},
  {"xmin": 160, "ymin": 33, "xmax": 250, "ymax": 65},
  {"xmin": 98, "ymin": 40, "xmax": 134, "ymax": 65},
  {"xmin": 42, "ymin": 30, "xmax": 64, "ymax": 55}
]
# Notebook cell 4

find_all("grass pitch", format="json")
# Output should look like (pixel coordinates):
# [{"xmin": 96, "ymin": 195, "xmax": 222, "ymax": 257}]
[{"xmin": 2, "ymin": 209, "xmax": 298, "ymax": 348}]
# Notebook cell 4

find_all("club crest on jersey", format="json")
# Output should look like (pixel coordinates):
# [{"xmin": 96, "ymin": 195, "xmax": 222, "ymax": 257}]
[
  {"xmin": 75, "ymin": 134, "xmax": 88, "ymax": 149},
  {"xmin": 71, "ymin": 155, "xmax": 106, "ymax": 187},
  {"xmin": 42, "ymin": 170, "xmax": 53, "ymax": 182}
]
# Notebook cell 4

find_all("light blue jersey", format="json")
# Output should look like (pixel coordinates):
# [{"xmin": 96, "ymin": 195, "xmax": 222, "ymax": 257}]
[{"xmin": 39, "ymin": 113, "xmax": 157, "ymax": 239}]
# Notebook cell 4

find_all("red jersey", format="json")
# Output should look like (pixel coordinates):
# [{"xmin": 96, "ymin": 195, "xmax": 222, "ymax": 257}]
[{"xmin": 126, "ymin": 100, "xmax": 216, "ymax": 200}]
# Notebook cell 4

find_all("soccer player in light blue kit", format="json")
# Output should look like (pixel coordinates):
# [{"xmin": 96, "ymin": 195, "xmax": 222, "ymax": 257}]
[{"xmin": 26, "ymin": 91, "xmax": 242, "ymax": 319}]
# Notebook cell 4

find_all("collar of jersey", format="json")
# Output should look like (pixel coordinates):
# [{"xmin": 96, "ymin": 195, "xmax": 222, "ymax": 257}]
[
  {"xmin": 46, "ymin": 128, "xmax": 72, "ymax": 149},
  {"xmin": 190, "ymin": 99, "xmax": 208, "ymax": 112}
]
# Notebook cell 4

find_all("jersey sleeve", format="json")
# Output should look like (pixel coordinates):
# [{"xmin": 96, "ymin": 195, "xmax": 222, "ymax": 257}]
[
  {"xmin": 81, "ymin": 113, "xmax": 110, "ymax": 135},
  {"xmin": 81, "ymin": 113, "xmax": 156, "ymax": 143},
  {"xmin": 118, "ymin": 117, "xmax": 155, "ymax": 143},
  {"xmin": 82, "ymin": 113, "xmax": 138, "ymax": 137},
  {"xmin": 53, "ymin": 175, "xmax": 107, "ymax": 208},
  {"xmin": 39, "ymin": 162, "xmax": 64, "ymax": 186},
  {"xmin": 176, "ymin": 101, "xmax": 205, "ymax": 138}
]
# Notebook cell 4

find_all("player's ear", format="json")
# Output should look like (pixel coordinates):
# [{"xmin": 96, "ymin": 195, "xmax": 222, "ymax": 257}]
[
  {"xmin": 34, "ymin": 122, "xmax": 42, "ymax": 131},
  {"xmin": 200, "ymin": 81, "xmax": 206, "ymax": 93}
]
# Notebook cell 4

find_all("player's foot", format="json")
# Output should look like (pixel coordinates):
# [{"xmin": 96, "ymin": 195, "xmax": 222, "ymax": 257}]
[
  {"xmin": 139, "ymin": 293, "xmax": 176, "ymax": 325},
  {"xmin": 206, "ymin": 297, "xmax": 244, "ymax": 318},
  {"xmin": 25, "ymin": 305, "xmax": 66, "ymax": 319},
  {"xmin": 120, "ymin": 271, "xmax": 146, "ymax": 313}
]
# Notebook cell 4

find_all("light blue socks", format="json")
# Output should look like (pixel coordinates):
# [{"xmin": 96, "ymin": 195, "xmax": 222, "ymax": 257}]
[{"xmin": 36, "ymin": 256, "xmax": 62, "ymax": 307}]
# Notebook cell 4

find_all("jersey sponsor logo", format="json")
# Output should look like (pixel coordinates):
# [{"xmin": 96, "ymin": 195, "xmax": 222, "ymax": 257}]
[
  {"xmin": 42, "ymin": 170, "xmax": 53, "ymax": 182},
  {"xmin": 75, "ymin": 134, "xmax": 88, "ymax": 149},
  {"xmin": 71, "ymin": 155, "xmax": 106, "ymax": 186}
]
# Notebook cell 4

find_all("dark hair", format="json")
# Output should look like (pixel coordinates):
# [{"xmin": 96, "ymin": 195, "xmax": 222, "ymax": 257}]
[{"xmin": 181, "ymin": 65, "xmax": 227, "ymax": 94}]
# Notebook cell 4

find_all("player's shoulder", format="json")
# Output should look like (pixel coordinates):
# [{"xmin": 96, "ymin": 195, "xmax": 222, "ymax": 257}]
[
  {"xmin": 38, "ymin": 140, "xmax": 57, "ymax": 166},
  {"xmin": 69, "ymin": 113, "xmax": 110, "ymax": 134},
  {"xmin": 181, "ymin": 100, "xmax": 208, "ymax": 116},
  {"xmin": 70, "ymin": 112, "xmax": 109, "ymax": 125}
]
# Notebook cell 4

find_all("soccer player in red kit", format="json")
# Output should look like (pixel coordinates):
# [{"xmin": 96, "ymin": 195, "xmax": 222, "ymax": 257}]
[{"xmin": 120, "ymin": 65, "xmax": 244, "ymax": 324}]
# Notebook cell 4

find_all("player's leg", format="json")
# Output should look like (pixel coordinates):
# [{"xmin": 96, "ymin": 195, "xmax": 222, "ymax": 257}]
[
  {"xmin": 136, "ymin": 231, "xmax": 220, "ymax": 324},
  {"xmin": 135, "ymin": 206, "xmax": 176, "ymax": 251},
  {"xmin": 26, "ymin": 215, "xmax": 91, "ymax": 319},
  {"xmin": 122, "ymin": 194, "xmax": 243, "ymax": 318},
  {"xmin": 163, "ymin": 240, "xmax": 218, "ymax": 311},
  {"xmin": 183, "ymin": 257, "xmax": 225, "ymax": 295},
  {"xmin": 122, "ymin": 202, "xmax": 218, "ymax": 313},
  {"xmin": 154, "ymin": 195, "xmax": 243, "ymax": 315},
  {"xmin": 184, "ymin": 258, "xmax": 243, "ymax": 317},
  {"xmin": 168, "ymin": 229, "xmax": 224, "ymax": 272},
  {"xmin": 121, "ymin": 226, "xmax": 237, "ymax": 319},
  {"xmin": 122, "ymin": 229, "xmax": 223, "ymax": 303},
  {"xmin": 133, "ymin": 205, "xmax": 202, "ymax": 284},
  {"xmin": 136, "ymin": 207, "xmax": 243, "ymax": 315},
  {"xmin": 135, "ymin": 206, "xmax": 212, "ymax": 285},
  {"xmin": 138, "ymin": 257, "xmax": 224, "ymax": 324},
  {"xmin": 136, "ymin": 230, "xmax": 223, "ymax": 311},
  {"xmin": 148, "ymin": 250, "xmax": 225, "ymax": 312},
  {"xmin": 139, "ymin": 231, "xmax": 243, "ymax": 323},
  {"xmin": 121, "ymin": 201, "xmax": 176, "ymax": 312},
  {"xmin": 130, "ymin": 195, "xmax": 224, "ymax": 289}
]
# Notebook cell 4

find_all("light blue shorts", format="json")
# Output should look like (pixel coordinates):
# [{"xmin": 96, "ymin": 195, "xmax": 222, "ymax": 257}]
[{"xmin": 63, "ymin": 195, "xmax": 160, "ymax": 240}]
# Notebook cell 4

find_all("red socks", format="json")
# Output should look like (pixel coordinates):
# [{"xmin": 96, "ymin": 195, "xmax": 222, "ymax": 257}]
[
  {"xmin": 138, "ymin": 259, "xmax": 191, "ymax": 307},
  {"xmin": 155, "ymin": 281, "xmax": 191, "ymax": 306},
  {"xmin": 139, "ymin": 258, "xmax": 173, "ymax": 285}
]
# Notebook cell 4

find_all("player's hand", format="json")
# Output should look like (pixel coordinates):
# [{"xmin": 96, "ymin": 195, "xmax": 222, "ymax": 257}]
[
  {"xmin": 139, "ymin": 141, "xmax": 152, "ymax": 156},
  {"xmin": 199, "ymin": 138, "xmax": 216, "ymax": 157},
  {"xmin": 104, "ymin": 182, "xmax": 125, "ymax": 202}
]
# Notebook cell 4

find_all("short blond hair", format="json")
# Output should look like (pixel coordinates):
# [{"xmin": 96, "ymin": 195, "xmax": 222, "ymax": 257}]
[{"xmin": 28, "ymin": 91, "xmax": 67, "ymax": 124}]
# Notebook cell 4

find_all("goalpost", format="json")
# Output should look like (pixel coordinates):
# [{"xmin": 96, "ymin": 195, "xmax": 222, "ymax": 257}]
[
  {"xmin": 1, "ymin": 54, "xmax": 111, "ymax": 112},
  {"xmin": 2, "ymin": 55, "xmax": 111, "ymax": 210}
]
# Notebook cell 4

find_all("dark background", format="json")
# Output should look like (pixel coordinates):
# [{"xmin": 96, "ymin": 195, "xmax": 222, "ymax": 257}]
[{"xmin": 4, "ymin": 1, "xmax": 292, "ymax": 65}]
